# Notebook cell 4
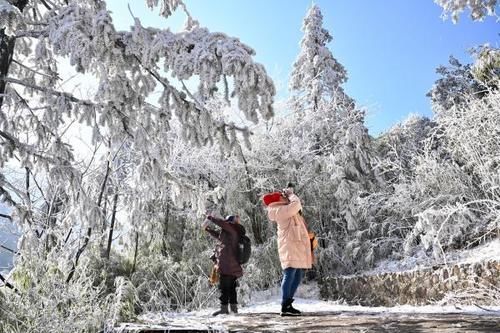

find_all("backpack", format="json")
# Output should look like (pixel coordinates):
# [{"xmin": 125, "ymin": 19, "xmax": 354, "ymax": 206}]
[{"xmin": 237, "ymin": 234, "xmax": 252, "ymax": 264}]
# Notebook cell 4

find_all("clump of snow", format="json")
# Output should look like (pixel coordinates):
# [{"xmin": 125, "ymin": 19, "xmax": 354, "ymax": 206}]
[
  {"xmin": 366, "ymin": 239, "xmax": 500, "ymax": 276},
  {"xmin": 453, "ymin": 239, "xmax": 500, "ymax": 264}
]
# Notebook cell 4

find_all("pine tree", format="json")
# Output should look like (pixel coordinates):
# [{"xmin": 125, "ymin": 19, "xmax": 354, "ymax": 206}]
[
  {"xmin": 289, "ymin": 4, "xmax": 353, "ymax": 114},
  {"xmin": 283, "ymin": 5, "xmax": 379, "ymax": 275}
]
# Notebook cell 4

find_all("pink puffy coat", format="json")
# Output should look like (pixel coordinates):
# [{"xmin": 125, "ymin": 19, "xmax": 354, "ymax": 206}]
[{"xmin": 267, "ymin": 194, "xmax": 312, "ymax": 270}]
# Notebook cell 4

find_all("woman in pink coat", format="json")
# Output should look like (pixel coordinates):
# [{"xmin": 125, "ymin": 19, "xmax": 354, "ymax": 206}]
[{"xmin": 263, "ymin": 188, "xmax": 312, "ymax": 316}]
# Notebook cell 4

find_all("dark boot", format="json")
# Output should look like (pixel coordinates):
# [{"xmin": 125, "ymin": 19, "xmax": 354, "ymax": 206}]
[
  {"xmin": 230, "ymin": 303, "xmax": 238, "ymax": 314},
  {"xmin": 212, "ymin": 304, "xmax": 229, "ymax": 316},
  {"xmin": 280, "ymin": 298, "xmax": 301, "ymax": 317},
  {"xmin": 287, "ymin": 298, "xmax": 301, "ymax": 315}
]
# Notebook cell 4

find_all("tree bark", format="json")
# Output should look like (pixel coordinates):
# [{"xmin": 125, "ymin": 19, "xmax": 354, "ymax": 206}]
[
  {"xmin": 130, "ymin": 231, "xmax": 139, "ymax": 276},
  {"xmin": 0, "ymin": 0, "xmax": 29, "ymax": 108},
  {"xmin": 66, "ymin": 227, "xmax": 91, "ymax": 283},
  {"xmin": 105, "ymin": 193, "xmax": 118, "ymax": 259},
  {"xmin": 0, "ymin": 29, "xmax": 15, "ymax": 109},
  {"xmin": 161, "ymin": 205, "xmax": 170, "ymax": 257},
  {"xmin": 97, "ymin": 160, "xmax": 111, "ymax": 208}
]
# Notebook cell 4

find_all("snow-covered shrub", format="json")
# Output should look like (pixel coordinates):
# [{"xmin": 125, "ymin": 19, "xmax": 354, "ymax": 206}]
[
  {"xmin": 401, "ymin": 87, "xmax": 500, "ymax": 261},
  {"xmin": 356, "ymin": 52, "xmax": 499, "ymax": 269},
  {"xmin": 436, "ymin": 89, "xmax": 500, "ymax": 190},
  {"xmin": 349, "ymin": 116, "xmax": 437, "ymax": 267},
  {"xmin": 131, "ymin": 254, "xmax": 213, "ymax": 312},
  {"xmin": 239, "ymin": 238, "xmax": 282, "ymax": 294},
  {"xmin": 472, "ymin": 45, "xmax": 500, "ymax": 87},
  {"xmin": 438, "ymin": 280, "xmax": 500, "ymax": 306},
  {"xmin": 374, "ymin": 115, "xmax": 435, "ymax": 184},
  {"xmin": 108, "ymin": 277, "xmax": 138, "ymax": 326},
  {"xmin": 316, "ymin": 239, "xmax": 345, "ymax": 276},
  {"xmin": 2, "ymin": 256, "xmax": 107, "ymax": 333}
]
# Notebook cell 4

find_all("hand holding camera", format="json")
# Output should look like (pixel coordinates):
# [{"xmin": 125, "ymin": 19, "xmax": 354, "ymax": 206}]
[{"xmin": 281, "ymin": 187, "xmax": 294, "ymax": 198}]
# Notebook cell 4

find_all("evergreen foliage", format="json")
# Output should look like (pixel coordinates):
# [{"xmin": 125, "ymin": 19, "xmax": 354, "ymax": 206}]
[{"xmin": 0, "ymin": 1, "xmax": 498, "ymax": 331}]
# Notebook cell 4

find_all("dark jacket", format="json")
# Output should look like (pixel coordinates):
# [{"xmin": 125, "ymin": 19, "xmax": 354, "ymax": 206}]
[{"xmin": 205, "ymin": 216, "xmax": 244, "ymax": 278}]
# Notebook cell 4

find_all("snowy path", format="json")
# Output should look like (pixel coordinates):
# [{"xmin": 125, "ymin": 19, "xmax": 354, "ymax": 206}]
[
  {"xmin": 115, "ymin": 297, "xmax": 500, "ymax": 332},
  {"xmin": 117, "ymin": 311, "xmax": 500, "ymax": 332}
]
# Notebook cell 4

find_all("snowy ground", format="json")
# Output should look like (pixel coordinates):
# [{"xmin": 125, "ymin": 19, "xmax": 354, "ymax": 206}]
[
  {"xmin": 114, "ymin": 241, "xmax": 500, "ymax": 331},
  {"xmin": 365, "ymin": 239, "xmax": 500, "ymax": 275},
  {"xmin": 115, "ymin": 283, "xmax": 500, "ymax": 332}
]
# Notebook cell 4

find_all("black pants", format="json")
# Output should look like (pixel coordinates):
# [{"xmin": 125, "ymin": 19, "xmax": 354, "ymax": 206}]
[{"xmin": 219, "ymin": 274, "xmax": 238, "ymax": 305}]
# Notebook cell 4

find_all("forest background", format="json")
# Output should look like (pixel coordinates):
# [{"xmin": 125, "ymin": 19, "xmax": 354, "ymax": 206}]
[{"xmin": 0, "ymin": 0, "xmax": 498, "ymax": 332}]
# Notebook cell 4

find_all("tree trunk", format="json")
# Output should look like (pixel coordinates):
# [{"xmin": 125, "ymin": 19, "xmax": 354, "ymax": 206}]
[
  {"xmin": 0, "ymin": 1, "xmax": 29, "ymax": 108},
  {"xmin": 130, "ymin": 231, "xmax": 139, "ymax": 276},
  {"xmin": 66, "ymin": 227, "xmax": 91, "ymax": 283},
  {"xmin": 161, "ymin": 205, "xmax": 170, "ymax": 257},
  {"xmin": 97, "ymin": 161, "xmax": 110, "ymax": 208},
  {"xmin": 105, "ymin": 193, "xmax": 118, "ymax": 259},
  {"xmin": 0, "ymin": 29, "xmax": 15, "ymax": 108}
]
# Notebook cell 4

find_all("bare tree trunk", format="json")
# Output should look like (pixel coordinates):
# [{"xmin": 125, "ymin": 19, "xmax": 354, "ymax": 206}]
[
  {"xmin": 130, "ymin": 231, "xmax": 139, "ymax": 276},
  {"xmin": 97, "ymin": 161, "xmax": 111, "ymax": 208},
  {"xmin": 0, "ymin": 1, "xmax": 29, "ymax": 108},
  {"xmin": 66, "ymin": 227, "xmax": 91, "ymax": 283},
  {"xmin": 0, "ymin": 28, "xmax": 15, "ymax": 109},
  {"xmin": 161, "ymin": 205, "xmax": 170, "ymax": 257},
  {"xmin": 105, "ymin": 193, "xmax": 118, "ymax": 259},
  {"xmin": 102, "ymin": 195, "xmax": 108, "ymax": 232},
  {"xmin": 25, "ymin": 167, "xmax": 30, "ymax": 203},
  {"xmin": 318, "ymin": 210, "xmax": 327, "ymax": 249}
]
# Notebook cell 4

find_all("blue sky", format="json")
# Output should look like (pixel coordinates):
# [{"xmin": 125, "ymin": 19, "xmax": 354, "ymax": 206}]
[{"xmin": 107, "ymin": 1, "xmax": 498, "ymax": 135}]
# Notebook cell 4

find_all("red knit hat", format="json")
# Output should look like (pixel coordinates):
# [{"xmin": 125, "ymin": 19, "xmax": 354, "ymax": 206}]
[{"xmin": 262, "ymin": 192, "xmax": 283, "ymax": 206}]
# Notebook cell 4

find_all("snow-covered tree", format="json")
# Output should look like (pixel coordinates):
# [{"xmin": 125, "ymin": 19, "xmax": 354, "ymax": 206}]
[
  {"xmin": 426, "ymin": 49, "xmax": 499, "ymax": 112},
  {"xmin": 376, "ymin": 53, "xmax": 500, "ymax": 262},
  {"xmin": 374, "ymin": 115, "xmax": 436, "ymax": 185},
  {"xmin": 0, "ymin": 0, "xmax": 276, "ymax": 331},
  {"xmin": 434, "ymin": 0, "xmax": 498, "ymax": 22},
  {"xmin": 427, "ymin": 56, "xmax": 486, "ymax": 111},
  {"xmin": 275, "ymin": 5, "xmax": 377, "ymax": 275},
  {"xmin": 289, "ymin": 4, "xmax": 354, "ymax": 114},
  {"xmin": 471, "ymin": 45, "xmax": 500, "ymax": 89}
]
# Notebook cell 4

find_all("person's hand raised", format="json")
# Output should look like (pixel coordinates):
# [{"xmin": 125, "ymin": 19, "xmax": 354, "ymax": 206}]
[{"xmin": 282, "ymin": 187, "xmax": 294, "ymax": 197}]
